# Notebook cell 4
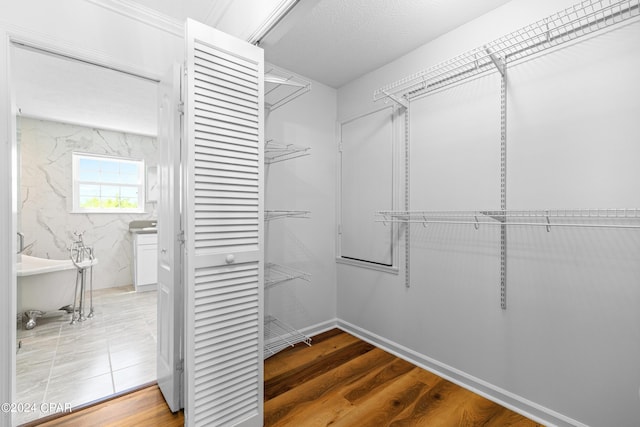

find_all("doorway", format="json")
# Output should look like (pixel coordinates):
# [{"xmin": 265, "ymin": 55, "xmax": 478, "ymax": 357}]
[{"xmin": 11, "ymin": 43, "xmax": 162, "ymax": 425}]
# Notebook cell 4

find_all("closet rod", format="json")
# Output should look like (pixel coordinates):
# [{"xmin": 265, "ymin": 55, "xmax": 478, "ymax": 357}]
[
  {"xmin": 376, "ymin": 220, "xmax": 640, "ymax": 230},
  {"xmin": 377, "ymin": 208, "xmax": 640, "ymax": 230}
]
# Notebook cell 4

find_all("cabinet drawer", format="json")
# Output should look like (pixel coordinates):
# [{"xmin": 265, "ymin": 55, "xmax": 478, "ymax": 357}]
[{"xmin": 136, "ymin": 233, "xmax": 158, "ymax": 245}]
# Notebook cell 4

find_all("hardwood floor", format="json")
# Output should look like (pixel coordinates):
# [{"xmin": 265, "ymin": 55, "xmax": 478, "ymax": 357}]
[
  {"xmin": 264, "ymin": 329, "xmax": 543, "ymax": 427},
  {"xmin": 37, "ymin": 328, "xmax": 543, "ymax": 426},
  {"xmin": 26, "ymin": 384, "xmax": 184, "ymax": 427}
]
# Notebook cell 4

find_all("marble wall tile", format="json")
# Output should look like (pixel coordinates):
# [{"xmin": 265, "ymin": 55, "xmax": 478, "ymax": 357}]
[{"xmin": 19, "ymin": 117, "xmax": 158, "ymax": 289}]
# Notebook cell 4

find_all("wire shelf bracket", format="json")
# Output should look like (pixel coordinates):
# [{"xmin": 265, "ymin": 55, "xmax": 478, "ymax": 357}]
[
  {"xmin": 265, "ymin": 263, "xmax": 311, "ymax": 288},
  {"xmin": 485, "ymin": 47, "xmax": 506, "ymax": 77},
  {"xmin": 265, "ymin": 64, "xmax": 311, "ymax": 112},
  {"xmin": 264, "ymin": 315, "xmax": 312, "ymax": 359},
  {"xmin": 381, "ymin": 89, "xmax": 409, "ymax": 109}
]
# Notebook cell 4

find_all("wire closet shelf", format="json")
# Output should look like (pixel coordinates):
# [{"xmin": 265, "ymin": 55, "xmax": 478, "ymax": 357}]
[
  {"xmin": 373, "ymin": 0, "xmax": 640, "ymax": 104},
  {"xmin": 265, "ymin": 139, "xmax": 310, "ymax": 164},
  {"xmin": 265, "ymin": 210, "xmax": 311, "ymax": 221},
  {"xmin": 377, "ymin": 208, "xmax": 640, "ymax": 230},
  {"xmin": 264, "ymin": 315, "xmax": 312, "ymax": 359},
  {"xmin": 265, "ymin": 263, "xmax": 311, "ymax": 288},
  {"xmin": 265, "ymin": 64, "xmax": 311, "ymax": 111}
]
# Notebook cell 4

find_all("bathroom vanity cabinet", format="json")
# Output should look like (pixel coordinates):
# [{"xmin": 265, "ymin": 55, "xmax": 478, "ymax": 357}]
[{"xmin": 132, "ymin": 232, "xmax": 157, "ymax": 292}]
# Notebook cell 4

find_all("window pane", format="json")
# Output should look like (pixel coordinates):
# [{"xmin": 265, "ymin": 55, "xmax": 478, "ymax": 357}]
[
  {"xmin": 73, "ymin": 153, "xmax": 144, "ymax": 212},
  {"xmin": 120, "ymin": 163, "xmax": 139, "ymax": 175},
  {"xmin": 100, "ymin": 160, "xmax": 119, "ymax": 174},
  {"xmin": 100, "ymin": 171, "xmax": 120, "ymax": 184},
  {"xmin": 120, "ymin": 198, "xmax": 139, "ymax": 208},
  {"xmin": 120, "ymin": 187, "xmax": 139, "ymax": 198},
  {"xmin": 79, "ymin": 196, "xmax": 100, "ymax": 208},
  {"xmin": 79, "ymin": 158, "xmax": 100, "ymax": 171},
  {"xmin": 79, "ymin": 184, "xmax": 100, "ymax": 197},
  {"xmin": 78, "ymin": 170, "xmax": 101, "ymax": 182},
  {"xmin": 101, "ymin": 185, "xmax": 120, "ymax": 198}
]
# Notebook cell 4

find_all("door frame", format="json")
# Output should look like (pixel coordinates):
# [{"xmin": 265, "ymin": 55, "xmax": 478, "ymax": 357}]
[{"xmin": 0, "ymin": 30, "xmax": 164, "ymax": 427}]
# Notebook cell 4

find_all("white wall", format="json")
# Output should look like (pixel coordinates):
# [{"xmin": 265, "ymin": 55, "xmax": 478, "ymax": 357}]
[
  {"xmin": 19, "ymin": 117, "xmax": 158, "ymax": 289},
  {"xmin": 337, "ymin": 1, "xmax": 640, "ymax": 426},
  {"xmin": 0, "ymin": 2, "xmax": 183, "ymax": 425},
  {"xmin": 264, "ymin": 72, "xmax": 338, "ymax": 335}
]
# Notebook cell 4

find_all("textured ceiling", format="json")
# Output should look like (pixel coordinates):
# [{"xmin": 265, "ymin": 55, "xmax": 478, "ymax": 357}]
[{"xmin": 264, "ymin": 0, "xmax": 512, "ymax": 88}]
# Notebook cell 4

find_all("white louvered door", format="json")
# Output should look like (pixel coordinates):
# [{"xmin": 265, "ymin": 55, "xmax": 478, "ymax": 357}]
[{"xmin": 184, "ymin": 19, "xmax": 264, "ymax": 427}]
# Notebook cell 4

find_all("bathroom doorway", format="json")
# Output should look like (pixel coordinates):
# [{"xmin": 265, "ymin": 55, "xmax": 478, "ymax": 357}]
[{"xmin": 11, "ymin": 42, "xmax": 163, "ymax": 425}]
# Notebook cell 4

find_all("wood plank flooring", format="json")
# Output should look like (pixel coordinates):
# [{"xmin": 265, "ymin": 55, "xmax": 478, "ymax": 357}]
[
  {"xmin": 265, "ymin": 329, "xmax": 543, "ymax": 427},
  {"xmin": 37, "ymin": 328, "xmax": 543, "ymax": 426},
  {"xmin": 27, "ymin": 384, "xmax": 184, "ymax": 427}
]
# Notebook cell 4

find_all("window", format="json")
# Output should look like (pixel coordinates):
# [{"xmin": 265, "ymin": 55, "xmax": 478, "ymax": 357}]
[
  {"xmin": 338, "ymin": 107, "xmax": 397, "ymax": 271},
  {"xmin": 72, "ymin": 153, "xmax": 145, "ymax": 213}
]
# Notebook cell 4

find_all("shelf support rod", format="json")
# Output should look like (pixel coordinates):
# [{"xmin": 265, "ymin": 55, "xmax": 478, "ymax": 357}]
[
  {"xmin": 499, "ymin": 58, "xmax": 508, "ymax": 310},
  {"xmin": 404, "ymin": 102, "xmax": 411, "ymax": 288}
]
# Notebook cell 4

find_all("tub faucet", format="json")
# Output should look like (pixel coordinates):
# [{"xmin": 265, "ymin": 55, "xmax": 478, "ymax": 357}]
[{"xmin": 17, "ymin": 232, "xmax": 24, "ymax": 254}]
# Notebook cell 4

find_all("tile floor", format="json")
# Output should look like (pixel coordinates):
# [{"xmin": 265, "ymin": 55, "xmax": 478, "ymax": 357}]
[{"xmin": 15, "ymin": 285, "xmax": 157, "ymax": 426}]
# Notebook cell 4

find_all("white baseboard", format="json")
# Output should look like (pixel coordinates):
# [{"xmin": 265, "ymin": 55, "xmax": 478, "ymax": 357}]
[
  {"xmin": 299, "ymin": 317, "xmax": 339, "ymax": 340},
  {"xmin": 335, "ymin": 319, "xmax": 588, "ymax": 427}
]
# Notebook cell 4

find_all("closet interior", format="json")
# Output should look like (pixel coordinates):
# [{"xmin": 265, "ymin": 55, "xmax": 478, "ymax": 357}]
[
  {"xmin": 3, "ymin": 0, "xmax": 640, "ymax": 426},
  {"xmin": 263, "ymin": 64, "xmax": 313, "ymax": 357}
]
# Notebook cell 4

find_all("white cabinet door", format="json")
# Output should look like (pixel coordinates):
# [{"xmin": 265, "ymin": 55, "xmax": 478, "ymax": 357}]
[
  {"xmin": 183, "ymin": 19, "xmax": 264, "ymax": 427},
  {"xmin": 137, "ymin": 243, "xmax": 158, "ymax": 285}
]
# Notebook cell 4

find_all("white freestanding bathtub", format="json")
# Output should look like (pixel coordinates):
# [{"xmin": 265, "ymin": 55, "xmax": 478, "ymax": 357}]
[{"xmin": 17, "ymin": 254, "xmax": 98, "ymax": 328}]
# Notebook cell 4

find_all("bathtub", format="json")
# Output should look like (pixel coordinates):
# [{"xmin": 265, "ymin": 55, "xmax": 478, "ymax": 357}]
[{"xmin": 17, "ymin": 254, "xmax": 98, "ymax": 328}]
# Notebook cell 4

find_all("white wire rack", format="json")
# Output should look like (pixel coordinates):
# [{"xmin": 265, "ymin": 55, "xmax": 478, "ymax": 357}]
[
  {"xmin": 264, "ymin": 139, "xmax": 310, "ymax": 164},
  {"xmin": 264, "ymin": 315, "xmax": 312, "ymax": 359},
  {"xmin": 265, "ymin": 210, "xmax": 311, "ymax": 221},
  {"xmin": 374, "ymin": 0, "xmax": 640, "ymax": 103},
  {"xmin": 265, "ymin": 64, "xmax": 311, "ymax": 111},
  {"xmin": 377, "ymin": 208, "xmax": 640, "ymax": 230},
  {"xmin": 265, "ymin": 263, "xmax": 311, "ymax": 288}
]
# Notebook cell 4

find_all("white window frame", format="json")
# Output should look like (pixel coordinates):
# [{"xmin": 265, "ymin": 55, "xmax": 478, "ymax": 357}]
[
  {"xmin": 336, "ymin": 106, "xmax": 400, "ymax": 274},
  {"xmin": 72, "ymin": 152, "xmax": 145, "ymax": 213}
]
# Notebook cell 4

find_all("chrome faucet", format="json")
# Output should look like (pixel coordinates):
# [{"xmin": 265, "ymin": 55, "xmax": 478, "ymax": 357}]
[{"xmin": 17, "ymin": 232, "xmax": 24, "ymax": 254}]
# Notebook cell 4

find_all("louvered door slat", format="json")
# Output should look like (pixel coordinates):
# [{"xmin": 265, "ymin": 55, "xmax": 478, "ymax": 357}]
[
  {"xmin": 194, "ymin": 143, "xmax": 258, "ymax": 163},
  {"xmin": 195, "ymin": 107, "xmax": 258, "ymax": 132},
  {"xmin": 196, "ymin": 152, "xmax": 258, "ymax": 169},
  {"xmin": 195, "ymin": 159, "xmax": 258, "ymax": 175},
  {"xmin": 195, "ymin": 94, "xmax": 258, "ymax": 121},
  {"xmin": 195, "ymin": 65, "xmax": 258, "ymax": 98},
  {"xmin": 195, "ymin": 220, "xmax": 258, "ymax": 229},
  {"xmin": 195, "ymin": 77, "xmax": 258, "ymax": 105},
  {"xmin": 195, "ymin": 111, "xmax": 258, "ymax": 136},
  {"xmin": 186, "ymin": 19, "xmax": 263, "ymax": 427},
  {"xmin": 195, "ymin": 134, "xmax": 258, "ymax": 154},
  {"xmin": 194, "ymin": 60, "xmax": 258, "ymax": 89},
  {"xmin": 195, "ymin": 308, "xmax": 257, "ymax": 331},
  {"xmin": 194, "ymin": 87, "xmax": 258, "ymax": 112},
  {"xmin": 195, "ymin": 182, "xmax": 258, "ymax": 193},
  {"xmin": 194, "ymin": 192, "xmax": 259, "ymax": 202},
  {"xmin": 194, "ymin": 43, "xmax": 257, "ymax": 76}
]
